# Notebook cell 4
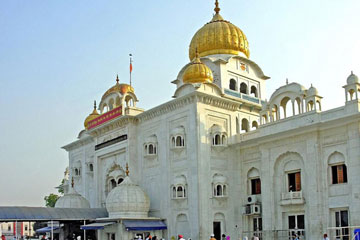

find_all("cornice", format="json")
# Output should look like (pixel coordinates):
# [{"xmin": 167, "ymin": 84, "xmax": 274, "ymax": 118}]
[
  {"xmin": 87, "ymin": 115, "xmax": 138, "ymax": 137},
  {"xmin": 62, "ymin": 135, "xmax": 94, "ymax": 151}
]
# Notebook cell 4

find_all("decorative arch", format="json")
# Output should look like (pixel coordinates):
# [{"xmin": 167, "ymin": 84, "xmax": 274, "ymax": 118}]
[
  {"xmin": 229, "ymin": 79, "xmax": 236, "ymax": 91},
  {"xmin": 241, "ymin": 118, "xmax": 249, "ymax": 133},
  {"xmin": 250, "ymin": 85, "xmax": 258, "ymax": 98},
  {"xmin": 175, "ymin": 214, "xmax": 190, "ymax": 239},
  {"xmin": 240, "ymin": 82, "xmax": 248, "ymax": 94}
]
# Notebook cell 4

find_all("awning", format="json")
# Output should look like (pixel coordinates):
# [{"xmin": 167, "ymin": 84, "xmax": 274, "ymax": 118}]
[
  {"xmin": 36, "ymin": 226, "xmax": 60, "ymax": 233},
  {"xmin": 80, "ymin": 222, "xmax": 115, "ymax": 230},
  {"xmin": 123, "ymin": 220, "xmax": 167, "ymax": 231},
  {"xmin": 0, "ymin": 207, "xmax": 108, "ymax": 221}
]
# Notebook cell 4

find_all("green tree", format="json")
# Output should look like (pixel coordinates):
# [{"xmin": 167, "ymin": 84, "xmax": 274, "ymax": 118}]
[{"xmin": 44, "ymin": 193, "xmax": 60, "ymax": 207}]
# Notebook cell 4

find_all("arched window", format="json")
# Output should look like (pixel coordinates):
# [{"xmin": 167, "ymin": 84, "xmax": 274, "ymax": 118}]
[
  {"xmin": 250, "ymin": 86, "xmax": 258, "ymax": 97},
  {"xmin": 241, "ymin": 118, "xmax": 249, "ymax": 133},
  {"xmin": 110, "ymin": 179, "xmax": 116, "ymax": 190},
  {"xmin": 236, "ymin": 117, "xmax": 240, "ymax": 133},
  {"xmin": 177, "ymin": 186, "xmax": 183, "ymax": 197},
  {"xmin": 240, "ymin": 82, "xmax": 248, "ymax": 94},
  {"xmin": 307, "ymin": 100, "xmax": 314, "ymax": 111},
  {"xmin": 175, "ymin": 136, "xmax": 184, "ymax": 147},
  {"xmin": 89, "ymin": 164, "xmax": 93, "ymax": 172},
  {"xmin": 221, "ymin": 135, "xmax": 226, "ymax": 145},
  {"xmin": 117, "ymin": 178, "xmax": 124, "ymax": 184},
  {"xmin": 229, "ymin": 79, "xmax": 236, "ymax": 91},
  {"xmin": 214, "ymin": 184, "xmax": 227, "ymax": 197},
  {"xmin": 213, "ymin": 134, "xmax": 221, "ymax": 145},
  {"xmin": 216, "ymin": 185, "xmax": 222, "ymax": 196},
  {"xmin": 149, "ymin": 144, "xmax": 154, "ymax": 154},
  {"xmin": 172, "ymin": 137, "xmax": 175, "ymax": 147},
  {"xmin": 172, "ymin": 186, "xmax": 176, "ymax": 198},
  {"xmin": 316, "ymin": 100, "xmax": 321, "ymax": 111},
  {"xmin": 252, "ymin": 121, "xmax": 258, "ymax": 130}
]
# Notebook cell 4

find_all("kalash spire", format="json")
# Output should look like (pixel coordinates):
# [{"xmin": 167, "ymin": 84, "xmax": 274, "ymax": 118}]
[{"xmin": 189, "ymin": 0, "xmax": 250, "ymax": 61}]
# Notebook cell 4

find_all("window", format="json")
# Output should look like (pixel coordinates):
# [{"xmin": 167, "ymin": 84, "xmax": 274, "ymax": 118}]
[
  {"xmin": 288, "ymin": 171, "xmax": 301, "ymax": 192},
  {"xmin": 172, "ymin": 185, "xmax": 186, "ymax": 198},
  {"xmin": 89, "ymin": 164, "xmax": 93, "ymax": 172},
  {"xmin": 214, "ymin": 184, "xmax": 227, "ymax": 197},
  {"xmin": 332, "ymin": 164, "xmax": 347, "ymax": 184},
  {"xmin": 335, "ymin": 210, "xmax": 349, "ymax": 240},
  {"xmin": 8, "ymin": 224, "xmax": 11, "ymax": 231},
  {"xmin": 240, "ymin": 82, "xmax": 248, "ymax": 94},
  {"xmin": 288, "ymin": 215, "xmax": 305, "ymax": 238},
  {"xmin": 25, "ymin": 225, "xmax": 28, "ymax": 231},
  {"xmin": 144, "ymin": 143, "xmax": 158, "ymax": 155},
  {"xmin": 251, "ymin": 178, "xmax": 261, "ymax": 195},
  {"xmin": 229, "ymin": 79, "xmax": 236, "ymax": 90},
  {"xmin": 117, "ymin": 178, "xmax": 124, "ymax": 184},
  {"xmin": 75, "ymin": 168, "xmax": 79, "ymax": 176},
  {"xmin": 212, "ymin": 133, "xmax": 226, "ymax": 146},
  {"xmin": 250, "ymin": 86, "xmax": 258, "ymax": 97},
  {"xmin": 172, "ymin": 135, "xmax": 185, "ymax": 148},
  {"xmin": 253, "ymin": 217, "xmax": 262, "ymax": 232},
  {"xmin": 110, "ymin": 179, "xmax": 116, "ymax": 190}
]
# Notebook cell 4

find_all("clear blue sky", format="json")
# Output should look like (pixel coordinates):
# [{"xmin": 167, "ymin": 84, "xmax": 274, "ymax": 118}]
[{"xmin": 0, "ymin": 0, "xmax": 359, "ymax": 206}]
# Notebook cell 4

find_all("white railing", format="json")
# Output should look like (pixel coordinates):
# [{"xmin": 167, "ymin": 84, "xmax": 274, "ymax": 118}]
[
  {"xmin": 281, "ymin": 191, "xmax": 303, "ymax": 200},
  {"xmin": 241, "ymin": 230, "xmax": 306, "ymax": 240},
  {"xmin": 327, "ymin": 225, "xmax": 360, "ymax": 240}
]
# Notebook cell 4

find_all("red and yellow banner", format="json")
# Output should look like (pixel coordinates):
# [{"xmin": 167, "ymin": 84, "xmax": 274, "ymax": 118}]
[{"xmin": 87, "ymin": 106, "xmax": 122, "ymax": 130}]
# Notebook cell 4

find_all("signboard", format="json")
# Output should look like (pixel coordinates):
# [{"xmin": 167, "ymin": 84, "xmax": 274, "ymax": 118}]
[{"xmin": 87, "ymin": 106, "xmax": 122, "ymax": 130}]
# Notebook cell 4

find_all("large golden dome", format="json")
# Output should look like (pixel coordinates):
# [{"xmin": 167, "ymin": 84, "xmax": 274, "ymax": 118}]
[
  {"xmin": 183, "ymin": 51, "xmax": 213, "ymax": 84},
  {"xmin": 189, "ymin": 1, "xmax": 249, "ymax": 61},
  {"xmin": 84, "ymin": 101, "xmax": 100, "ymax": 129}
]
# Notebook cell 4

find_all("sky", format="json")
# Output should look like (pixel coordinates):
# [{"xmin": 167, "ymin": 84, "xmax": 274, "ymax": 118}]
[{"xmin": 0, "ymin": 0, "xmax": 359, "ymax": 206}]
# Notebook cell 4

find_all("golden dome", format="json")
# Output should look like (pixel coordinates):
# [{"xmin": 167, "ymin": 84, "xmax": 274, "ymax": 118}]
[
  {"xmin": 84, "ymin": 101, "xmax": 100, "ymax": 129},
  {"xmin": 101, "ymin": 75, "xmax": 134, "ymax": 101},
  {"xmin": 183, "ymin": 51, "xmax": 213, "ymax": 84},
  {"xmin": 189, "ymin": 0, "xmax": 249, "ymax": 61}
]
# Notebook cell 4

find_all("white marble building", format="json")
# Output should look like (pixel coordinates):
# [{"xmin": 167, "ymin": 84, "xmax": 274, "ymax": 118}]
[{"xmin": 58, "ymin": 1, "xmax": 360, "ymax": 240}]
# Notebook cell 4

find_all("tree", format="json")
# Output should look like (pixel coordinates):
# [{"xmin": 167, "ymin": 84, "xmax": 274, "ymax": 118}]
[{"xmin": 44, "ymin": 193, "xmax": 60, "ymax": 207}]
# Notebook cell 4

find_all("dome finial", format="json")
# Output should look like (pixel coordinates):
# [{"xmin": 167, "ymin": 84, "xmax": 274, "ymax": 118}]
[
  {"xmin": 214, "ymin": 0, "xmax": 220, "ymax": 14},
  {"xmin": 93, "ymin": 100, "xmax": 97, "ymax": 110},
  {"xmin": 351, "ymin": 70, "xmax": 353, "ymax": 75},
  {"xmin": 286, "ymin": 78, "xmax": 289, "ymax": 85},
  {"xmin": 125, "ymin": 163, "xmax": 129, "ymax": 176},
  {"xmin": 116, "ymin": 74, "xmax": 119, "ymax": 83}
]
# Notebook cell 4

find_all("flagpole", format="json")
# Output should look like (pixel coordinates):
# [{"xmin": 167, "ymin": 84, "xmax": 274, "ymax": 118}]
[{"xmin": 129, "ymin": 54, "xmax": 133, "ymax": 86}]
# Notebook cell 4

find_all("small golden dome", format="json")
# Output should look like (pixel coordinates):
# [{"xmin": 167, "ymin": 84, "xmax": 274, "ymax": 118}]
[
  {"xmin": 183, "ymin": 51, "xmax": 213, "ymax": 84},
  {"xmin": 189, "ymin": 0, "xmax": 249, "ymax": 60},
  {"xmin": 101, "ymin": 75, "xmax": 134, "ymax": 102},
  {"xmin": 84, "ymin": 101, "xmax": 100, "ymax": 129}
]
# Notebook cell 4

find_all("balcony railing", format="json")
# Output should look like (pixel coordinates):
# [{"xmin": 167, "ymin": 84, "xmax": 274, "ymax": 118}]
[
  {"xmin": 242, "ymin": 230, "xmax": 306, "ymax": 240},
  {"xmin": 280, "ymin": 191, "xmax": 305, "ymax": 205}
]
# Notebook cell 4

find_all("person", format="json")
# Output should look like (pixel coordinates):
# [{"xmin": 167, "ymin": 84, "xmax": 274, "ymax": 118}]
[
  {"xmin": 42, "ymin": 235, "xmax": 46, "ymax": 240},
  {"xmin": 1, "ymin": 235, "xmax": 5, "ymax": 240},
  {"xmin": 253, "ymin": 234, "xmax": 259, "ymax": 240},
  {"xmin": 178, "ymin": 235, "xmax": 185, "ymax": 240},
  {"xmin": 221, "ymin": 234, "xmax": 226, "ymax": 240},
  {"xmin": 210, "ymin": 234, "xmax": 216, "ymax": 240},
  {"xmin": 226, "ymin": 236, "xmax": 230, "ymax": 240},
  {"xmin": 323, "ymin": 233, "xmax": 330, "ymax": 240}
]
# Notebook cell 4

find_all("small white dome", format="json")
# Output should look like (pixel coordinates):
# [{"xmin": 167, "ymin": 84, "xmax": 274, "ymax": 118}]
[
  {"xmin": 347, "ymin": 71, "xmax": 359, "ymax": 84},
  {"xmin": 308, "ymin": 85, "xmax": 318, "ymax": 96},
  {"xmin": 106, "ymin": 176, "xmax": 150, "ymax": 218},
  {"xmin": 55, "ymin": 188, "xmax": 90, "ymax": 208}
]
